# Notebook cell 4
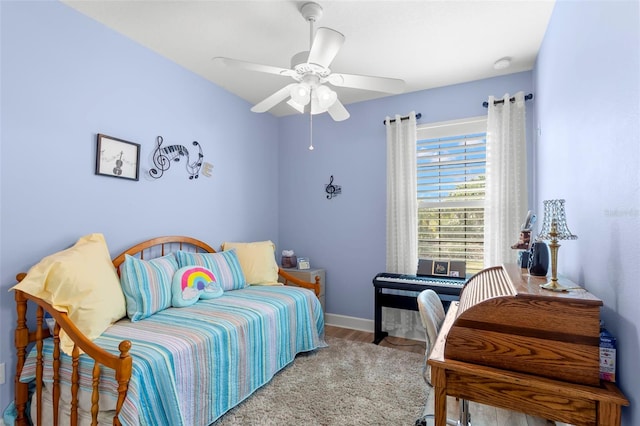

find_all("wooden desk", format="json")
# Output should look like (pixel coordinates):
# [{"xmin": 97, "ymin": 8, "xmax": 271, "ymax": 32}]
[{"xmin": 428, "ymin": 302, "xmax": 629, "ymax": 426}]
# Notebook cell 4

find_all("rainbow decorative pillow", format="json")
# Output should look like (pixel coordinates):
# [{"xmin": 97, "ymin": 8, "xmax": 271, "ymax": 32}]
[{"xmin": 171, "ymin": 266, "xmax": 223, "ymax": 307}]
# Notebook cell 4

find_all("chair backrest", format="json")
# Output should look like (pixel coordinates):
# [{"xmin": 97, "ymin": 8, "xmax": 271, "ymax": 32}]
[{"xmin": 417, "ymin": 289, "xmax": 446, "ymax": 357}]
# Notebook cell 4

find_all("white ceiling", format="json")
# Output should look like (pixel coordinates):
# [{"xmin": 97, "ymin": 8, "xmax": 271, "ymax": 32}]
[{"xmin": 62, "ymin": 0, "xmax": 555, "ymax": 117}]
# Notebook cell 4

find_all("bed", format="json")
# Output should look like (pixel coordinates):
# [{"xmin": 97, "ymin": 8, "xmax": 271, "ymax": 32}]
[{"xmin": 12, "ymin": 235, "xmax": 325, "ymax": 426}]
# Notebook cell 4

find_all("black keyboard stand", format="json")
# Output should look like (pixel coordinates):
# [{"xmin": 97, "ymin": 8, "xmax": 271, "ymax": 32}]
[{"xmin": 372, "ymin": 273, "xmax": 463, "ymax": 344}]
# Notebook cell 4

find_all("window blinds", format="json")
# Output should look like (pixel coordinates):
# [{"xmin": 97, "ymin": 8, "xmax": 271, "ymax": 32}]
[{"xmin": 417, "ymin": 129, "xmax": 486, "ymax": 274}]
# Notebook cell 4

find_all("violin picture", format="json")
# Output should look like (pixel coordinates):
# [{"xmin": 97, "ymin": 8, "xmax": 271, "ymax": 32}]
[
  {"xmin": 96, "ymin": 134, "xmax": 140, "ymax": 181},
  {"xmin": 113, "ymin": 151, "xmax": 124, "ymax": 176}
]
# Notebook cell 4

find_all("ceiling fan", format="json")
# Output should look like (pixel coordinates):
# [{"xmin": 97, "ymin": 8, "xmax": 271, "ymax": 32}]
[{"xmin": 213, "ymin": 1, "xmax": 405, "ymax": 122}]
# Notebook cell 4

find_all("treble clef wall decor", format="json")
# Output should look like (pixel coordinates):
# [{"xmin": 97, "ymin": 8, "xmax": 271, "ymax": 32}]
[
  {"xmin": 325, "ymin": 175, "xmax": 342, "ymax": 199},
  {"xmin": 149, "ymin": 136, "xmax": 205, "ymax": 180}
]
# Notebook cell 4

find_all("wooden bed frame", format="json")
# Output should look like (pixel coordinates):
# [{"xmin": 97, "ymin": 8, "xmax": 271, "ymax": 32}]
[{"xmin": 14, "ymin": 236, "xmax": 321, "ymax": 426}]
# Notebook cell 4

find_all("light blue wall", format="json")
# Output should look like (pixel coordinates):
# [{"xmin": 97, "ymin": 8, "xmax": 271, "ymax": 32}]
[
  {"xmin": 534, "ymin": 0, "xmax": 639, "ymax": 423},
  {"xmin": 3, "ymin": 0, "xmax": 638, "ymax": 422},
  {"xmin": 0, "ymin": 0, "xmax": 280, "ymax": 409},
  {"xmin": 278, "ymin": 71, "xmax": 534, "ymax": 320}
]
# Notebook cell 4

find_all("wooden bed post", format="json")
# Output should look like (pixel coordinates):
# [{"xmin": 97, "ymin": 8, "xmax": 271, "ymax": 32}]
[
  {"xmin": 14, "ymin": 290, "xmax": 30, "ymax": 426},
  {"xmin": 114, "ymin": 341, "xmax": 132, "ymax": 426}
]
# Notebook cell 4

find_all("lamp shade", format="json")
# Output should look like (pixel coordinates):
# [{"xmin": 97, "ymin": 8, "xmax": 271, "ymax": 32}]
[{"xmin": 537, "ymin": 199, "xmax": 577, "ymax": 241}]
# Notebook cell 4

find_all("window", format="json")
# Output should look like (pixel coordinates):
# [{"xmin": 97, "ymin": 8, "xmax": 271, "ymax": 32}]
[{"xmin": 416, "ymin": 117, "xmax": 487, "ymax": 275}]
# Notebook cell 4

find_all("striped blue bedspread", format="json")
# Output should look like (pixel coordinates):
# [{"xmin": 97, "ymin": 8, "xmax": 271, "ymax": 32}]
[{"xmin": 21, "ymin": 285, "xmax": 326, "ymax": 425}]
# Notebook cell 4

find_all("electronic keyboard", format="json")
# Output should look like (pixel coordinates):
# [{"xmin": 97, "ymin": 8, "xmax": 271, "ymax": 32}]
[
  {"xmin": 374, "ymin": 272, "xmax": 466, "ymax": 287},
  {"xmin": 373, "ymin": 272, "xmax": 467, "ymax": 297},
  {"xmin": 372, "ymin": 272, "xmax": 468, "ymax": 344}
]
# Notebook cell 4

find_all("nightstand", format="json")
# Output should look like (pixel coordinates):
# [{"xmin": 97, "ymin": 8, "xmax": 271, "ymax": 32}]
[{"xmin": 280, "ymin": 267, "xmax": 325, "ymax": 312}]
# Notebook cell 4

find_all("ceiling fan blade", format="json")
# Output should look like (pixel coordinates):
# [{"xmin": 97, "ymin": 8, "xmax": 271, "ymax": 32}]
[
  {"xmin": 327, "ymin": 98, "xmax": 350, "ymax": 122},
  {"xmin": 328, "ymin": 73, "xmax": 405, "ymax": 94},
  {"xmin": 251, "ymin": 84, "xmax": 297, "ymax": 113},
  {"xmin": 213, "ymin": 57, "xmax": 296, "ymax": 78},
  {"xmin": 307, "ymin": 27, "xmax": 345, "ymax": 68}
]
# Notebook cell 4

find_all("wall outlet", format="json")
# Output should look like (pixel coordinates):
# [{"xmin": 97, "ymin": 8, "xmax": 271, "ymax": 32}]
[{"xmin": 0, "ymin": 362, "xmax": 5, "ymax": 385}]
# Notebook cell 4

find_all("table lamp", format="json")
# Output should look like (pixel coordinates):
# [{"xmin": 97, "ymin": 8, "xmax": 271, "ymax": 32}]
[{"xmin": 537, "ymin": 199, "xmax": 578, "ymax": 291}]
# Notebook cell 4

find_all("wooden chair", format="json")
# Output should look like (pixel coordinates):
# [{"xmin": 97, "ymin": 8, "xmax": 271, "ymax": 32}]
[{"xmin": 415, "ymin": 289, "xmax": 471, "ymax": 426}]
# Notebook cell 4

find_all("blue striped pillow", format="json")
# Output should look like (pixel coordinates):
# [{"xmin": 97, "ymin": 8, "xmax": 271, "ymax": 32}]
[
  {"xmin": 175, "ymin": 249, "xmax": 246, "ymax": 291},
  {"xmin": 120, "ymin": 253, "xmax": 178, "ymax": 321}
]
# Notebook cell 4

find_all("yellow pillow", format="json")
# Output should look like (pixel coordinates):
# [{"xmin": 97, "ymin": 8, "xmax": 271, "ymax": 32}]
[
  {"xmin": 11, "ymin": 233, "xmax": 126, "ymax": 355},
  {"xmin": 221, "ymin": 241, "xmax": 280, "ymax": 285}
]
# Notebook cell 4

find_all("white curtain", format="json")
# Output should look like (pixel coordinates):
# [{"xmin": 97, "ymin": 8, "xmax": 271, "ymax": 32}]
[
  {"xmin": 484, "ymin": 92, "xmax": 528, "ymax": 267},
  {"xmin": 384, "ymin": 112, "xmax": 420, "ymax": 339},
  {"xmin": 385, "ymin": 111, "xmax": 418, "ymax": 274}
]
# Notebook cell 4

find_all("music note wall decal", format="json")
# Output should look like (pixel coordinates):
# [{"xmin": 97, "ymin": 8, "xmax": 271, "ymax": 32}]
[
  {"xmin": 325, "ymin": 175, "xmax": 342, "ymax": 199},
  {"xmin": 149, "ymin": 136, "xmax": 212, "ymax": 180}
]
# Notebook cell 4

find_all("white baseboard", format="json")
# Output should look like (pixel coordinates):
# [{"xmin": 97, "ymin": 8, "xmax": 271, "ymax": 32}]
[
  {"xmin": 325, "ymin": 313, "xmax": 374, "ymax": 332},
  {"xmin": 324, "ymin": 313, "xmax": 425, "ymax": 342}
]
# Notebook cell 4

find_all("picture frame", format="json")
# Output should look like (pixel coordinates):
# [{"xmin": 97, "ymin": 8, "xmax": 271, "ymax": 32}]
[
  {"xmin": 432, "ymin": 260, "xmax": 450, "ymax": 276},
  {"xmin": 297, "ymin": 257, "xmax": 311, "ymax": 270},
  {"xmin": 95, "ymin": 133, "xmax": 140, "ymax": 181}
]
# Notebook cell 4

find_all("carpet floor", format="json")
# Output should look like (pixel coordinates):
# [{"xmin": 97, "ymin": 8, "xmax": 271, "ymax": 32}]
[{"xmin": 212, "ymin": 335, "xmax": 428, "ymax": 425}]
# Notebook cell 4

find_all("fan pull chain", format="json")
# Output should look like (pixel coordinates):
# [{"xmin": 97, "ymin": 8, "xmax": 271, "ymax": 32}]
[
  {"xmin": 308, "ymin": 86, "xmax": 314, "ymax": 150},
  {"xmin": 309, "ymin": 108, "xmax": 314, "ymax": 150}
]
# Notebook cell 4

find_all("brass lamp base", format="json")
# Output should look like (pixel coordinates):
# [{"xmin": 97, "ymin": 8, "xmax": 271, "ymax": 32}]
[
  {"xmin": 540, "ymin": 222, "xmax": 568, "ymax": 292},
  {"xmin": 540, "ymin": 280, "xmax": 569, "ymax": 292}
]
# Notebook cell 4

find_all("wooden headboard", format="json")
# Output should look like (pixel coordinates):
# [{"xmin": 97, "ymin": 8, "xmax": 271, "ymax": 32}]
[{"xmin": 111, "ymin": 235, "xmax": 216, "ymax": 269}]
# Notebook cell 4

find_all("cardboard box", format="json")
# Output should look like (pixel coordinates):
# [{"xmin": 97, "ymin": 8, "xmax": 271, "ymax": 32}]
[{"xmin": 599, "ymin": 327, "xmax": 617, "ymax": 382}]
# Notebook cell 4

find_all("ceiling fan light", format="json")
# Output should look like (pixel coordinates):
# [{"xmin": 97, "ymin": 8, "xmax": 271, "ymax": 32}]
[
  {"xmin": 290, "ymin": 83, "xmax": 311, "ymax": 105},
  {"xmin": 316, "ymin": 85, "xmax": 337, "ymax": 109},
  {"xmin": 310, "ymin": 96, "xmax": 328, "ymax": 115}
]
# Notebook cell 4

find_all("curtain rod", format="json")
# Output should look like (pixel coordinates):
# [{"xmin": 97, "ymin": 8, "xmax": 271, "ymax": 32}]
[
  {"xmin": 381, "ymin": 92, "xmax": 533, "ymax": 125},
  {"xmin": 382, "ymin": 112, "xmax": 422, "ymax": 125},
  {"xmin": 483, "ymin": 93, "xmax": 534, "ymax": 108}
]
